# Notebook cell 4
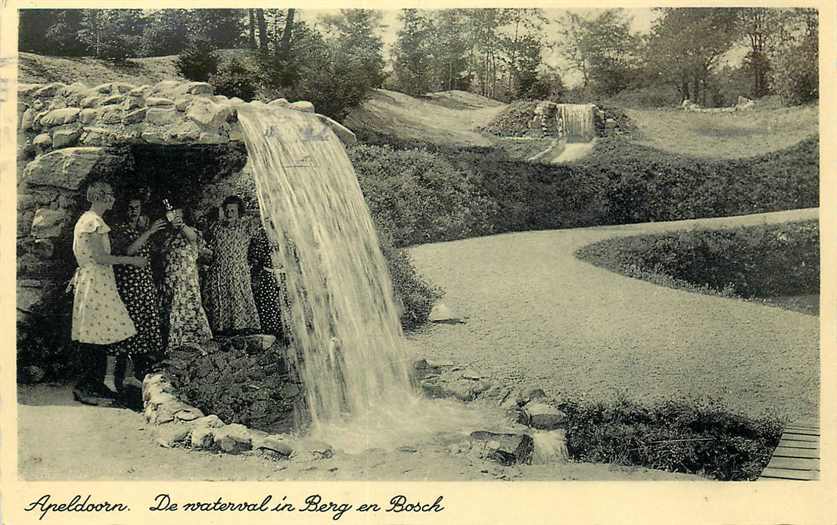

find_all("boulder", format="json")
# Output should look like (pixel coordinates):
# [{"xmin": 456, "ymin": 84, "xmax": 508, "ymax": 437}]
[
  {"xmin": 191, "ymin": 414, "xmax": 225, "ymax": 428},
  {"xmin": 98, "ymin": 107, "xmax": 123, "ymax": 125},
  {"xmin": 122, "ymin": 108, "xmax": 147, "ymax": 125},
  {"xmin": 429, "ymin": 302, "xmax": 456, "ymax": 322},
  {"xmin": 99, "ymin": 95, "xmax": 126, "ymax": 107},
  {"xmin": 52, "ymin": 127, "xmax": 82, "ymax": 148},
  {"xmin": 62, "ymin": 82, "xmax": 91, "ymax": 105},
  {"xmin": 80, "ymin": 96, "xmax": 104, "ymax": 109},
  {"xmin": 39, "ymin": 108, "xmax": 81, "ymax": 127},
  {"xmin": 289, "ymin": 100, "xmax": 315, "ymax": 113},
  {"xmin": 241, "ymin": 334, "xmax": 275, "ymax": 353},
  {"xmin": 122, "ymin": 95, "xmax": 145, "ymax": 111},
  {"xmin": 461, "ymin": 369, "xmax": 481, "ymax": 380},
  {"xmin": 30, "ymin": 208, "xmax": 66, "ymax": 239},
  {"xmin": 213, "ymin": 423, "xmax": 252, "ymax": 454},
  {"xmin": 190, "ymin": 425, "xmax": 217, "ymax": 450},
  {"xmin": 153, "ymin": 424, "xmax": 192, "ymax": 448},
  {"xmin": 146, "ymin": 97, "xmax": 175, "ymax": 108},
  {"xmin": 174, "ymin": 97, "xmax": 192, "ymax": 111},
  {"xmin": 22, "ymin": 147, "xmax": 121, "ymax": 190},
  {"xmin": 522, "ymin": 402, "xmax": 567, "ymax": 430},
  {"xmin": 78, "ymin": 108, "xmax": 98, "ymax": 124},
  {"xmin": 81, "ymin": 127, "xmax": 116, "ymax": 146},
  {"xmin": 187, "ymin": 98, "xmax": 235, "ymax": 129},
  {"xmin": 516, "ymin": 387, "xmax": 547, "ymax": 406},
  {"xmin": 32, "ymin": 133, "xmax": 52, "ymax": 153},
  {"xmin": 33, "ymin": 82, "xmax": 66, "ymax": 99},
  {"xmin": 469, "ymin": 431, "xmax": 534, "ymax": 465},
  {"xmin": 21, "ymin": 108, "xmax": 36, "ymax": 131},
  {"xmin": 255, "ymin": 435, "xmax": 294, "ymax": 457},
  {"xmin": 174, "ymin": 406, "xmax": 204, "ymax": 422}
]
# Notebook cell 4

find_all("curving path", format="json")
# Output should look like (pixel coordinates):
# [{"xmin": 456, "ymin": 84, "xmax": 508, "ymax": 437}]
[{"xmin": 406, "ymin": 208, "xmax": 819, "ymax": 420}]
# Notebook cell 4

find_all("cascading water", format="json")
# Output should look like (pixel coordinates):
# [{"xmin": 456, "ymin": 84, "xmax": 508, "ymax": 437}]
[
  {"xmin": 237, "ymin": 105, "xmax": 510, "ymax": 453},
  {"xmin": 558, "ymin": 104, "xmax": 596, "ymax": 142}
]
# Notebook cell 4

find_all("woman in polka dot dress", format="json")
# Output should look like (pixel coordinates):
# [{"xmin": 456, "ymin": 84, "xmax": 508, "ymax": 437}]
[
  {"xmin": 71, "ymin": 181, "xmax": 147, "ymax": 399},
  {"xmin": 112, "ymin": 196, "xmax": 167, "ymax": 385},
  {"xmin": 248, "ymin": 227, "xmax": 288, "ymax": 341},
  {"xmin": 161, "ymin": 207, "xmax": 214, "ymax": 352}
]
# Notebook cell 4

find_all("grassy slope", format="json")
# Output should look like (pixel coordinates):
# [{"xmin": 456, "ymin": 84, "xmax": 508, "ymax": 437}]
[
  {"xmin": 18, "ymin": 51, "xmax": 181, "ymax": 86},
  {"xmin": 625, "ymin": 105, "xmax": 819, "ymax": 159}
]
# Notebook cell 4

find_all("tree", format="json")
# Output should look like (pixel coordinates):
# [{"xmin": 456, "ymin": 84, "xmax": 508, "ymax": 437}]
[
  {"xmin": 77, "ymin": 9, "xmax": 146, "ymax": 62},
  {"xmin": 737, "ymin": 8, "xmax": 783, "ymax": 98},
  {"xmin": 256, "ymin": 9, "xmax": 269, "ymax": 51},
  {"xmin": 500, "ymin": 9, "xmax": 547, "ymax": 96},
  {"xmin": 248, "ymin": 9, "xmax": 257, "ymax": 49},
  {"xmin": 140, "ymin": 9, "xmax": 190, "ymax": 57},
  {"xmin": 429, "ymin": 10, "xmax": 470, "ymax": 91},
  {"xmin": 392, "ymin": 9, "xmax": 435, "ymax": 96},
  {"xmin": 189, "ymin": 9, "xmax": 245, "ymax": 49},
  {"xmin": 772, "ymin": 8, "xmax": 818, "ymax": 104},
  {"xmin": 645, "ymin": 8, "xmax": 739, "ymax": 105},
  {"xmin": 320, "ymin": 10, "xmax": 386, "ymax": 88},
  {"xmin": 558, "ymin": 9, "xmax": 639, "ymax": 98}
]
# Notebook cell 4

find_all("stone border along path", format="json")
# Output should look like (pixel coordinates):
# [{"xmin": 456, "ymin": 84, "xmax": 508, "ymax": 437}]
[
  {"xmin": 141, "ymin": 208, "xmax": 818, "ymax": 466},
  {"xmin": 407, "ymin": 208, "xmax": 820, "ymax": 422}
]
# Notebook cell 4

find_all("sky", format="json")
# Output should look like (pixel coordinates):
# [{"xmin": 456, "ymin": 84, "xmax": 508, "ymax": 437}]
[{"xmin": 299, "ymin": 8, "xmax": 661, "ymax": 85}]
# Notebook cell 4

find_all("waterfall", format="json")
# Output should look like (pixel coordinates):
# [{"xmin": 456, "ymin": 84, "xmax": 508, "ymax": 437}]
[
  {"xmin": 558, "ymin": 104, "xmax": 596, "ymax": 142},
  {"xmin": 237, "ymin": 105, "xmax": 507, "ymax": 452}
]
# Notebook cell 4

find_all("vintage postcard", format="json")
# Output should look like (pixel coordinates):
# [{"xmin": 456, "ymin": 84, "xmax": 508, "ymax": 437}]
[{"xmin": 1, "ymin": 1, "xmax": 835, "ymax": 523}]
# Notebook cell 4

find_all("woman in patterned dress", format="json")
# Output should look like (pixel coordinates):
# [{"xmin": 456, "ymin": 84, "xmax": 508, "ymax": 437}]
[
  {"xmin": 111, "ymin": 196, "xmax": 167, "ymax": 387},
  {"xmin": 248, "ymin": 227, "xmax": 287, "ymax": 341},
  {"xmin": 71, "ymin": 181, "xmax": 147, "ymax": 400},
  {"xmin": 204, "ymin": 196, "xmax": 261, "ymax": 335},
  {"xmin": 160, "ymin": 207, "xmax": 214, "ymax": 352}
]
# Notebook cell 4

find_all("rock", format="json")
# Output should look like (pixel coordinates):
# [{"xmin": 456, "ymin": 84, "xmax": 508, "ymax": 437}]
[
  {"xmin": 605, "ymin": 118, "xmax": 617, "ymax": 129},
  {"xmin": 289, "ymin": 100, "xmax": 315, "ymax": 113},
  {"xmin": 39, "ymin": 108, "xmax": 81, "ymax": 127},
  {"xmin": 213, "ymin": 423, "xmax": 252, "ymax": 454},
  {"xmin": 122, "ymin": 95, "xmax": 145, "ymax": 111},
  {"xmin": 469, "ymin": 431, "xmax": 534, "ymax": 465},
  {"xmin": 30, "ymin": 208, "xmax": 66, "ymax": 239},
  {"xmin": 18, "ymin": 84, "xmax": 42, "ymax": 98},
  {"xmin": 421, "ymin": 380, "xmax": 445, "ymax": 398},
  {"xmin": 21, "ymin": 108, "xmax": 36, "ymax": 131},
  {"xmin": 199, "ymin": 132, "xmax": 229, "ymax": 144},
  {"xmin": 190, "ymin": 425, "xmax": 217, "ymax": 450},
  {"xmin": 32, "ymin": 238, "xmax": 55, "ymax": 257},
  {"xmin": 268, "ymin": 98, "xmax": 289, "ymax": 107},
  {"xmin": 98, "ymin": 107, "xmax": 123, "ymax": 125},
  {"xmin": 78, "ymin": 108, "xmax": 98, "ymax": 124},
  {"xmin": 280, "ymin": 382, "xmax": 300, "ymax": 398},
  {"xmin": 255, "ymin": 435, "xmax": 294, "ymax": 457},
  {"xmin": 153, "ymin": 424, "xmax": 191, "ymax": 448},
  {"xmin": 191, "ymin": 414, "xmax": 225, "ymax": 428},
  {"xmin": 171, "ymin": 121, "xmax": 201, "ymax": 142},
  {"xmin": 80, "ymin": 95, "xmax": 104, "ymax": 109},
  {"xmin": 187, "ymin": 98, "xmax": 235, "ymax": 129},
  {"xmin": 122, "ymin": 108, "xmax": 147, "ymax": 125},
  {"xmin": 522, "ymin": 402, "xmax": 567, "ymax": 430},
  {"xmin": 99, "ymin": 94, "xmax": 125, "ymax": 107},
  {"xmin": 182, "ymin": 82, "xmax": 214, "ymax": 96},
  {"xmin": 516, "ymin": 387, "xmax": 547, "ymax": 407},
  {"xmin": 32, "ymin": 133, "xmax": 52, "ymax": 153},
  {"xmin": 429, "ymin": 302, "xmax": 459, "ymax": 322},
  {"xmin": 442, "ymin": 380, "xmax": 475, "ymax": 402},
  {"xmin": 414, "ymin": 358, "xmax": 432, "ymax": 370},
  {"xmin": 146, "ymin": 97, "xmax": 175, "ymax": 108},
  {"xmin": 531, "ymin": 429, "xmax": 569, "ymax": 464},
  {"xmin": 62, "ymin": 82, "xmax": 91, "ymax": 104},
  {"xmin": 174, "ymin": 407, "xmax": 205, "ymax": 422},
  {"xmin": 174, "ymin": 97, "xmax": 192, "ymax": 111},
  {"xmin": 129, "ymin": 85, "xmax": 150, "ymax": 96},
  {"xmin": 81, "ymin": 127, "xmax": 115, "ymax": 146},
  {"xmin": 33, "ymin": 82, "xmax": 66, "ymax": 99},
  {"xmin": 52, "ymin": 127, "xmax": 82, "ymax": 148}
]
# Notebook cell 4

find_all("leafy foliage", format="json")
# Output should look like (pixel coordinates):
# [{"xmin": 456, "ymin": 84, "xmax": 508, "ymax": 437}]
[
  {"xmin": 176, "ymin": 37, "xmax": 219, "ymax": 82},
  {"xmin": 576, "ymin": 221, "xmax": 819, "ymax": 309},
  {"xmin": 561, "ymin": 396, "xmax": 783, "ymax": 480},
  {"xmin": 209, "ymin": 59, "xmax": 258, "ymax": 101}
]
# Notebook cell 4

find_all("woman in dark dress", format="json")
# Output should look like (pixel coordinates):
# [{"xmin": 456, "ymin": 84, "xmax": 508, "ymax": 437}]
[
  {"xmin": 248, "ymin": 228, "xmax": 287, "ymax": 341},
  {"xmin": 111, "ymin": 196, "xmax": 167, "ymax": 387}
]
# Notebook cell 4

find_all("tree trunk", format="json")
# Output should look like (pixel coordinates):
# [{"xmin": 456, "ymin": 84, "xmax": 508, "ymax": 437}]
[
  {"xmin": 279, "ymin": 8, "xmax": 295, "ymax": 58},
  {"xmin": 256, "ymin": 9, "xmax": 268, "ymax": 52},
  {"xmin": 248, "ymin": 9, "xmax": 257, "ymax": 49}
]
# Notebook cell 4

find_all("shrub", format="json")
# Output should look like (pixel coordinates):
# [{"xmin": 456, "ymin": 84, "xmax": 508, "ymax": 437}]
[
  {"xmin": 561, "ymin": 396, "xmax": 783, "ymax": 480},
  {"xmin": 209, "ymin": 59, "xmax": 258, "ymax": 101},
  {"xmin": 576, "ymin": 220, "xmax": 819, "ymax": 312},
  {"xmin": 176, "ymin": 37, "xmax": 219, "ymax": 82},
  {"xmin": 349, "ymin": 144, "xmax": 497, "ymax": 246}
]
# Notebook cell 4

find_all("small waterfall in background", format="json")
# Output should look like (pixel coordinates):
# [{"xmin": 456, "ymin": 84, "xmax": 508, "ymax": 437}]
[
  {"xmin": 558, "ymin": 104, "xmax": 596, "ymax": 142},
  {"xmin": 238, "ymin": 105, "xmax": 507, "ymax": 452}
]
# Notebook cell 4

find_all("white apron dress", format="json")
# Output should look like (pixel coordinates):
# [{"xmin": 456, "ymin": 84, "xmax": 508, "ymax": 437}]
[{"xmin": 71, "ymin": 210, "xmax": 137, "ymax": 345}]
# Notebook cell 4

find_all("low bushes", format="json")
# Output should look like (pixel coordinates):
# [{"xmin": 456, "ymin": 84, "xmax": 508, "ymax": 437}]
[
  {"xmin": 561, "ymin": 396, "xmax": 783, "ymax": 480},
  {"xmin": 350, "ymin": 134, "xmax": 819, "ymax": 246},
  {"xmin": 576, "ymin": 220, "xmax": 819, "ymax": 312}
]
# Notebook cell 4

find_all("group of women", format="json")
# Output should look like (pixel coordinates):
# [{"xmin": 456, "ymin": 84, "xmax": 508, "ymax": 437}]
[{"xmin": 70, "ymin": 181, "xmax": 287, "ymax": 401}]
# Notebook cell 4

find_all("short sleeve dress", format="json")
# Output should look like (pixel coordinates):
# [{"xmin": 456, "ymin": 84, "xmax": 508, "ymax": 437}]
[{"xmin": 71, "ymin": 211, "xmax": 137, "ymax": 348}]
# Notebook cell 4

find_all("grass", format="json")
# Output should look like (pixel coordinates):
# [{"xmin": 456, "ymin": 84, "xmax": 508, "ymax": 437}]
[
  {"xmin": 624, "ymin": 105, "xmax": 819, "ymax": 159},
  {"xmin": 18, "ymin": 51, "xmax": 181, "ymax": 86}
]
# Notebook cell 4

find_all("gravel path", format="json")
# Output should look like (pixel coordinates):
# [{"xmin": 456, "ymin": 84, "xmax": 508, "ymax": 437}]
[{"xmin": 406, "ymin": 208, "xmax": 819, "ymax": 420}]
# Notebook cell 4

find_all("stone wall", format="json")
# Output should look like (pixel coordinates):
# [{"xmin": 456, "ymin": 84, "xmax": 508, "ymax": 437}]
[{"xmin": 16, "ymin": 79, "xmax": 356, "ymax": 377}]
